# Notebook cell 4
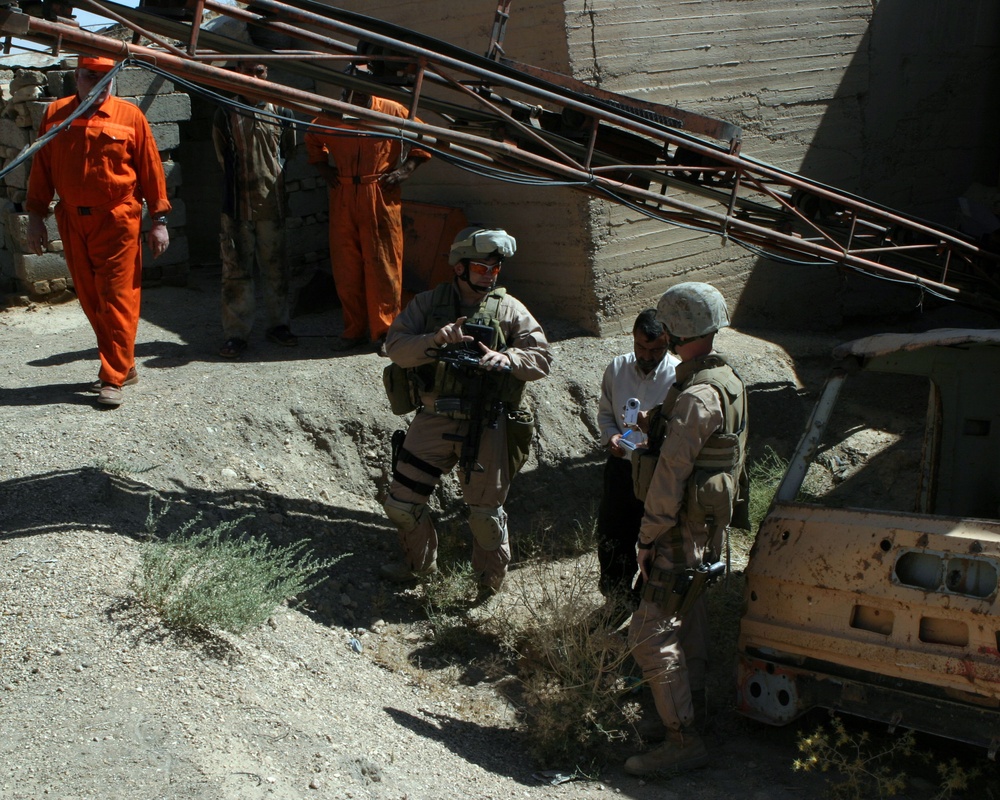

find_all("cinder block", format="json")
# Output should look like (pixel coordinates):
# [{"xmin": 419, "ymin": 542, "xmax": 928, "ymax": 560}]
[
  {"xmin": 27, "ymin": 100, "xmax": 53, "ymax": 131},
  {"xmin": 149, "ymin": 122, "xmax": 180, "ymax": 153},
  {"xmin": 284, "ymin": 152, "xmax": 318, "ymax": 182},
  {"xmin": 14, "ymin": 251, "xmax": 69, "ymax": 283},
  {"xmin": 0, "ymin": 118, "xmax": 29, "ymax": 149},
  {"xmin": 125, "ymin": 92, "xmax": 191, "ymax": 124},
  {"xmin": 162, "ymin": 159, "xmax": 182, "ymax": 188},
  {"xmin": 4, "ymin": 211, "xmax": 59, "ymax": 251},
  {"xmin": 46, "ymin": 69, "xmax": 74, "ymax": 98},
  {"xmin": 9, "ymin": 70, "xmax": 46, "ymax": 91},
  {"xmin": 114, "ymin": 68, "xmax": 175, "ymax": 99},
  {"xmin": 7, "ymin": 85, "xmax": 44, "ymax": 105},
  {"xmin": 3, "ymin": 155, "xmax": 27, "ymax": 189},
  {"xmin": 144, "ymin": 232, "xmax": 188, "ymax": 267},
  {"xmin": 287, "ymin": 185, "xmax": 327, "ymax": 218},
  {"xmin": 286, "ymin": 222, "xmax": 329, "ymax": 258}
]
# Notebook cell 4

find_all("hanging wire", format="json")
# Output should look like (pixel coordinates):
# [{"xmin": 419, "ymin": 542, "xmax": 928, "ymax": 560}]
[{"xmin": 0, "ymin": 58, "xmax": 961, "ymax": 303}]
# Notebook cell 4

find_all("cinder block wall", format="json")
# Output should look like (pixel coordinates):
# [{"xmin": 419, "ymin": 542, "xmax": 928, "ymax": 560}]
[{"xmin": 316, "ymin": 0, "xmax": 1000, "ymax": 333}]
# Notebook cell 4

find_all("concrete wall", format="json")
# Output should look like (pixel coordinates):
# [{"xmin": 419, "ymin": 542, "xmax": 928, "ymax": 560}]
[
  {"xmin": 315, "ymin": 0, "xmax": 1000, "ymax": 333},
  {"xmin": 307, "ymin": 0, "xmax": 596, "ymax": 331},
  {"xmin": 6, "ymin": 2, "xmax": 997, "ymax": 332},
  {"xmin": 579, "ymin": 0, "xmax": 1000, "ymax": 330}
]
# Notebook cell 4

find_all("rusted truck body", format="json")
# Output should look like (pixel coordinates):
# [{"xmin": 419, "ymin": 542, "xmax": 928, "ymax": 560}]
[{"xmin": 737, "ymin": 329, "xmax": 1000, "ymax": 755}]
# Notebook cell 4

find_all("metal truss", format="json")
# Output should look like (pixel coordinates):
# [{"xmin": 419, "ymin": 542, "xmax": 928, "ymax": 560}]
[{"xmin": 3, "ymin": 0, "xmax": 999, "ymax": 313}]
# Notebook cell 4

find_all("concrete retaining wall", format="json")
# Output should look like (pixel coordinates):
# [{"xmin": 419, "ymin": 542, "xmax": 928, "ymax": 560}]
[
  {"xmin": 5, "ymin": 2, "xmax": 997, "ymax": 333},
  {"xmin": 314, "ymin": 0, "xmax": 1000, "ymax": 332}
]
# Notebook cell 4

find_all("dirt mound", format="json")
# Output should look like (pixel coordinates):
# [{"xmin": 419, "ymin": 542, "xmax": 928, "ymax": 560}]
[{"xmin": 1, "ymin": 269, "xmax": 835, "ymax": 799}]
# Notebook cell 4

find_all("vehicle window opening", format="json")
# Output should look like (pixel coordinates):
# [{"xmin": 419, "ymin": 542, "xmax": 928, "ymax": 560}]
[
  {"xmin": 850, "ymin": 605, "xmax": 894, "ymax": 635},
  {"xmin": 918, "ymin": 617, "xmax": 968, "ymax": 647},
  {"xmin": 895, "ymin": 550, "xmax": 997, "ymax": 598}
]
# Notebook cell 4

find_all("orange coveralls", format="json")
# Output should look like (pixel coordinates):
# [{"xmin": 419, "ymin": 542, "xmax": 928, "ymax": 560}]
[
  {"xmin": 305, "ymin": 97, "xmax": 430, "ymax": 341},
  {"xmin": 26, "ymin": 95, "xmax": 170, "ymax": 386}
]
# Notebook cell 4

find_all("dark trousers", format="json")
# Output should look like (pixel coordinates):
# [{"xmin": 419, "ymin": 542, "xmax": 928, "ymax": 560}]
[{"xmin": 596, "ymin": 455, "xmax": 645, "ymax": 605}]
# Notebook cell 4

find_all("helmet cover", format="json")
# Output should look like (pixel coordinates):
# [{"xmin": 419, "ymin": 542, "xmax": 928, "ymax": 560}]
[
  {"xmin": 655, "ymin": 282, "xmax": 730, "ymax": 340},
  {"xmin": 449, "ymin": 227, "xmax": 517, "ymax": 265}
]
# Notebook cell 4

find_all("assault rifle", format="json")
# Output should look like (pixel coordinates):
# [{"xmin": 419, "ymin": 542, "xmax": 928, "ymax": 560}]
[{"xmin": 431, "ymin": 329, "xmax": 511, "ymax": 484}]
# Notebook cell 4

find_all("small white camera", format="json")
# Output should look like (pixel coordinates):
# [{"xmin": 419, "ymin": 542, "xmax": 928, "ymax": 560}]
[{"xmin": 624, "ymin": 397, "xmax": 640, "ymax": 427}]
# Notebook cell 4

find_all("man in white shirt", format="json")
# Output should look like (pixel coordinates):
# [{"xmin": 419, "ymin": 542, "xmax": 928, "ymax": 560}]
[{"xmin": 595, "ymin": 309, "xmax": 678, "ymax": 624}]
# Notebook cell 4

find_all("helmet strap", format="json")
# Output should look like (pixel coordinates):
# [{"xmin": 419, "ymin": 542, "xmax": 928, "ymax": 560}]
[
  {"xmin": 459, "ymin": 261, "xmax": 495, "ymax": 293},
  {"xmin": 668, "ymin": 332, "xmax": 706, "ymax": 353}
]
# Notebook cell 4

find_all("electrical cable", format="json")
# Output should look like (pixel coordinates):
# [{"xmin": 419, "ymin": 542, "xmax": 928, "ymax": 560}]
[{"xmin": 1, "ymin": 58, "xmax": 966, "ymax": 304}]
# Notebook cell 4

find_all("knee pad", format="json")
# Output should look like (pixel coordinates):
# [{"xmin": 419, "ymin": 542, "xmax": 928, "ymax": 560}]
[
  {"xmin": 468, "ymin": 506, "xmax": 507, "ymax": 551},
  {"xmin": 383, "ymin": 494, "xmax": 429, "ymax": 533}
]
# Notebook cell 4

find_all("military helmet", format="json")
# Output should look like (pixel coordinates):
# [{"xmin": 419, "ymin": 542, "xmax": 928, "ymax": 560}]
[
  {"xmin": 655, "ymin": 282, "xmax": 730, "ymax": 339},
  {"xmin": 449, "ymin": 227, "xmax": 517, "ymax": 265}
]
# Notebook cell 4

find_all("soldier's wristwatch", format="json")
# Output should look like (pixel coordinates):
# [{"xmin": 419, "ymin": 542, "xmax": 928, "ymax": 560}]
[{"xmin": 152, "ymin": 215, "xmax": 169, "ymax": 225}]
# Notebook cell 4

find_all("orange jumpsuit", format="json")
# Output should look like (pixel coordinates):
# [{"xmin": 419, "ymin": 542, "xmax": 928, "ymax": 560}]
[
  {"xmin": 26, "ymin": 95, "xmax": 170, "ymax": 386},
  {"xmin": 305, "ymin": 97, "xmax": 430, "ymax": 341}
]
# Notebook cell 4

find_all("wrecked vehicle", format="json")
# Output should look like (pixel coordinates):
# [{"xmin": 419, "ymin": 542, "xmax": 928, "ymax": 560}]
[{"xmin": 737, "ymin": 329, "xmax": 1000, "ymax": 756}]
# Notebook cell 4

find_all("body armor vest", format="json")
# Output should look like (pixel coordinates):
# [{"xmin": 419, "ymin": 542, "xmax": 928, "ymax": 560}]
[
  {"xmin": 634, "ymin": 353, "xmax": 750, "ymax": 532},
  {"xmin": 413, "ymin": 282, "xmax": 526, "ymax": 410}
]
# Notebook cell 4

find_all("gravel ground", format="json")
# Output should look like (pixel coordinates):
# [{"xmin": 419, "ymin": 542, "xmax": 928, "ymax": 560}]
[{"xmin": 0, "ymin": 269, "xmax": 836, "ymax": 800}]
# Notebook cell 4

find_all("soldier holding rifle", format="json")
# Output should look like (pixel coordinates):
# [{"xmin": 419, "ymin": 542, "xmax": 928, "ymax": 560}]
[{"xmin": 380, "ymin": 226, "xmax": 551, "ymax": 603}]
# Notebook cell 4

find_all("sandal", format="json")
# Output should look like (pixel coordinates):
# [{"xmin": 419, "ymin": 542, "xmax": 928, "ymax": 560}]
[
  {"xmin": 266, "ymin": 325, "xmax": 299, "ymax": 347},
  {"xmin": 219, "ymin": 337, "xmax": 247, "ymax": 359}
]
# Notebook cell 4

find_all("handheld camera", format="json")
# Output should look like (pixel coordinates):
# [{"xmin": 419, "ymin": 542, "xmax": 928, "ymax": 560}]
[
  {"xmin": 462, "ymin": 322, "xmax": 497, "ymax": 351},
  {"xmin": 624, "ymin": 397, "xmax": 640, "ymax": 427}
]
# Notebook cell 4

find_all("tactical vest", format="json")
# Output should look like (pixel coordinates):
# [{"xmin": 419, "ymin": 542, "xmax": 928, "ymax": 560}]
[
  {"xmin": 633, "ymin": 353, "xmax": 750, "ymax": 535},
  {"xmin": 412, "ymin": 282, "xmax": 526, "ymax": 410}
]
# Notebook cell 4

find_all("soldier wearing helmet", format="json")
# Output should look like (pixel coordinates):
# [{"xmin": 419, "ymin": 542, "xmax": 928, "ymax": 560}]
[
  {"xmin": 625, "ymin": 282, "xmax": 749, "ymax": 776},
  {"xmin": 380, "ymin": 226, "xmax": 552, "ymax": 606}
]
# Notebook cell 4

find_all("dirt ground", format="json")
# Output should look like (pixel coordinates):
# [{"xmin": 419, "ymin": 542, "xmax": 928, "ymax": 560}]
[{"xmin": 0, "ymin": 267, "xmax": 982, "ymax": 800}]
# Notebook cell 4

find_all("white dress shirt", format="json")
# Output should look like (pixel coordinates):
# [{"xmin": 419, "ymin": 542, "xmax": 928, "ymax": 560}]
[{"xmin": 598, "ymin": 351, "xmax": 679, "ymax": 447}]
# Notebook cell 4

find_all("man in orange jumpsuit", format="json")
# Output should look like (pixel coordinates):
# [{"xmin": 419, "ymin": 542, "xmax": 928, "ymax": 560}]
[
  {"xmin": 26, "ymin": 56, "xmax": 170, "ymax": 408},
  {"xmin": 305, "ymin": 85, "xmax": 430, "ymax": 354}
]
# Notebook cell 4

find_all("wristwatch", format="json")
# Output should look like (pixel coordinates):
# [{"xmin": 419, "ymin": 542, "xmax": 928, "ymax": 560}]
[{"xmin": 151, "ymin": 215, "xmax": 169, "ymax": 225}]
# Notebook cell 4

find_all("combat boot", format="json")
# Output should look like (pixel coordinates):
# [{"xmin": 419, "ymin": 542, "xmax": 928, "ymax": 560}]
[
  {"xmin": 624, "ymin": 727, "xmax": 708, "ymax": 776},
  {"xmin": 380, "ymin": 560, "xmax": 438, "ymax": 583}
]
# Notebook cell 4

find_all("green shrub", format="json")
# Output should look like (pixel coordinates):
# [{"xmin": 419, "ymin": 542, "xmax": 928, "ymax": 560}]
[
  {"xmin": 491, "ymin": 554, "xmax": 637, "ymax": 768},
  {"xmin": 132, "ymin": 515, "xmax": 345, "ymax": 634},
  {"xmin": 793, "ymin": 714, "xmax": 981, "ymax": 800},
  {"xmin": 794, "ymin": 715, "xmax": 913, "ymax": 798},
  {"xmin": 748, "ymin": 445, "xmax": 788, "ymax": 534},
  {"xmin": 421, "ymin": 560, "xmax": 478, "ymax": 616}
]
